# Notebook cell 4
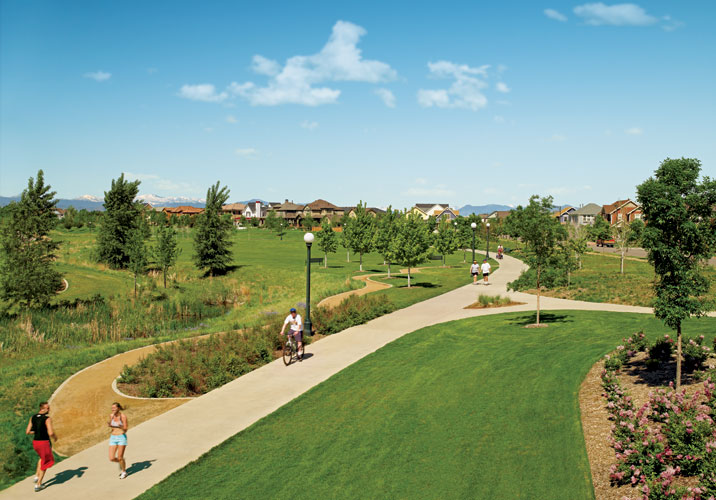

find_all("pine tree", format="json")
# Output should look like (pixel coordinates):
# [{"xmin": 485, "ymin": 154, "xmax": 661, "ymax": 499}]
[
  {"xmin": 345, "ymin": 201, "xmax": 375, "ymax": 271},
  {"xmin": 0, "ymin": 170, "xmax": 63, "ymax": 309},
  {"xmin": 315, "ymin": 218, "xmax": 338, "ymax": 267},
  {"xmin": 374, "ymin": 206, "xmax": 399, "ymax": 277},
  {"xmin": 433, "ymin": 219, "xmax": 458, "ymax": 267},
  {"xmin": 391, "ymin": 213, "xmax": 431, "ymax": 287},
  {"xmin": 637, "ymin": 157, "xmax": 716, "ymax": 388},
  {"xmin": 96, "ymin": 174, "xmax": 142, "ymax": 269},
  {"xmin": 155, "ymin": 225, "xmax": 180, "ymax": 288},
  {"xmin": 193, "ymin": 181, "xmax": 233, "ymax": 277}
]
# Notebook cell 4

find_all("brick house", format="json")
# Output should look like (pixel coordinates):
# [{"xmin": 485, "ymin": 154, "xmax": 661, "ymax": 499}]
[{"xmin": 601, "ymin": 199, "xmax": 643, "ymax": 226}]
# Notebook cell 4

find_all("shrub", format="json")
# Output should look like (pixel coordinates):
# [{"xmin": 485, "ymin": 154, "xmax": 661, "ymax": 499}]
[
  {"xmin": 311, "ymin": 294, "xmax": 395, "ymax": 336},
  {"xmin": 625, "ymin": 330, "xmax": 649, "ymax": 352},
  {"xmin": 648, "ymin": 335, "xmax": 674, "ymax": 363},
  {"xmin": 684, "ymin": 335, "xmax": 711, "ymax": 372}
]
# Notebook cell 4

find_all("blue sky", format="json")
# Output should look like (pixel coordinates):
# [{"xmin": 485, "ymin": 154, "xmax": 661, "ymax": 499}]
[{"xmin": 1, "ymin": 0, "xmax": 714, "ymax": 208}]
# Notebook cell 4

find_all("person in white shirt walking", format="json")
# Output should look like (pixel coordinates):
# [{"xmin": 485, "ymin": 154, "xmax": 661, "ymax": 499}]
[
  {"xmin": 481, "ymin": 259, "xmax": 491, "ymax": 285},
  {"xmin": 280, "ymin": 308, "xmax": 304, "ymax": 361},
  {"xmin": 470, "ymin": 260, "xmax": 480, "ymax": 285}
]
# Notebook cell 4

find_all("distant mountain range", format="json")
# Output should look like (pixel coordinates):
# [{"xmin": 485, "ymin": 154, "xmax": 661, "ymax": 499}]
[
  {"xmin": 0, "ymin": 193, "xmax": 209, "ymax": 211},
  {"xmin": 458, "ymin": 204, "xmax": 514, "ymax": 215}
]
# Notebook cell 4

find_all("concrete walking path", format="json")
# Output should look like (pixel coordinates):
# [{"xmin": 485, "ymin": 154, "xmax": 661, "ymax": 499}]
[{"xmin": 0, "ymin": 252, "xmax": 696, "ymax": 500}]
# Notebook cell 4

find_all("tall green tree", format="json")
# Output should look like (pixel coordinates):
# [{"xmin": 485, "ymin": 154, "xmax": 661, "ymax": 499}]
[
  {"xmin": 0, "ymin": 170, "xmax": 63, "ymax": 310},
  {"xmin": 342, "ymin": 216, "xmax": 354, "ymax": 262},
  {"xmin": 505, "ymin": 195, "xmax": 568, "ymax": 325},
  {"xmin": 433, "ymin": 219, "xmax": 458, "ymax": 267},
  {"xmin": 96, "ymin": 174, "xmax": 142, "ymax": 269},
  {"xmin": 344, "ymin": 201, "xmax": 375, "ymax": 271},
  {"xmin": 315, "ymin": 218, "xmax": 338, "ymax": 267},
  {"xmin": 155, "ymin": 225, "xmax": 180, "ymax": 288},
  {"xmin": 265, "ymin": 209, "xmax": 279, "ymax": 233},
  {"xmin": 588, "ymin": 214, "xmax": 611, "ymax": 242},
  {"xmin": 301, "ymin": 213, "xmax": 316, "ymax": 231},
  {"xmin": 126, "ymin": 229, "xmax": 147, "ymax": 297},
  {"xmin": 391, "ymin": 213, "xmax": 431, "ymax": 287},
  {"xmin": 193, "ymin": 181, "xmax": 233, "ymax": 277},
  {"xmin": 637, "ymin": 157, "xmax": 716, "ymax": 388},
  {"xmin": 455, "ymin": 217, "xmax": 474, "ymax": 263},
  {"xmin": 373, "ymin": 206, "xmax": 400, "ymax": 277}
]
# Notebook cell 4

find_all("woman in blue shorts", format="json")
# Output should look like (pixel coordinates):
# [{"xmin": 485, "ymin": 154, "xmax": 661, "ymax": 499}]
[{"xmin": 108, "ymin": 402, "xmax": 128, "ymax": 479}]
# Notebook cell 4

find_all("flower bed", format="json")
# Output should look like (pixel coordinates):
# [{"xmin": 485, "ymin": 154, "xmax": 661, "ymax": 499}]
[{"xmin": 600, "ymin": 333, "xmax": 716, "ymax": 499}]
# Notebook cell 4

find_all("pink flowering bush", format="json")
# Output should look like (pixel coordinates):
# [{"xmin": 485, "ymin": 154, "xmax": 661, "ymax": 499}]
[
  {"xmin": 684, "ymin": 336, "xmax": 711, "ymax": 372},
  {"xmin": 601, "ymin": 339, "xmax": 716, "ymax": 499}
]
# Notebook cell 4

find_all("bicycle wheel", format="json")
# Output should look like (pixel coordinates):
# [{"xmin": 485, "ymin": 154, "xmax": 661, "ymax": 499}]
[
  {"xmin": 297, "ymin": 342, "xmax": 304, "ymax": 360},
  {"xmin": 282, "ymin": 342, "xmax": 293, "ymax": 365}
]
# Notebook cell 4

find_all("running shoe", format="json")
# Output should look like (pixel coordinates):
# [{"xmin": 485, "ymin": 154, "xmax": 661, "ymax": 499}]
[
  {"xmin": 33, "ymin": 476, "xmax": 38, "ymax": 483},
  {"xmin": 34, "ymin": 485, "xmax": 43, "ymax": 492},
  {"xmin": 119, "ymin": 471, "xmax": 127, "ymax": 479}
]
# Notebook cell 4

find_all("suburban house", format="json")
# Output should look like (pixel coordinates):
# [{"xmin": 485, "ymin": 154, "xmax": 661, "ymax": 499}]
[
  {"xmin": 410, "ymin": 203, "xmax": 454, "ymax": 220},
  {"xmin": 486, "ymin": 210, "xmax": 512, "ymax": 221},
  {"xmin": 303, "ymin": 199, "xmax": 344, "ymax": 221},
  {"xmin": 435, "ymin": 208, "xmax": 459, "ymax": 221},
  {"xmin": 553, "ymin": 206, "xmax": 575, "ymax": 224},
  {"xmin": 163, "ymin": 206, "xmax": 204, "ymax": 217},
  {"xmin": 568, "ymin": 203, "xmax": 601, "ymax": 225},
  {"xmin": 276, "ymin": 200, "xmax": 305, "ymax": 226},
  {"xmin": 346, "ymin": 206, "xmax": 385, "ymax": 218},
  {"xmin": 601, "ymin": 199, "xmax": 643, "ymax": 226},
  {"xmin": 222, "ymin": 203, "xmax": 246, "ymax": 216},
  {"xmin": 54, "ymin": 208, "xmax": 65, "ymax": 219}
]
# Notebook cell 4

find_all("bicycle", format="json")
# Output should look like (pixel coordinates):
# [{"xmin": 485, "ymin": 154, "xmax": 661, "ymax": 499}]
[{"xmin": 282, "ymin": 331, "xmax": 304, "ymax": 366}]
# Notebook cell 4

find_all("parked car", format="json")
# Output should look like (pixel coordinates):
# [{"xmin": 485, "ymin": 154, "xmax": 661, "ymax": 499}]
[{"xmin": 596, "ymin": 238, "xmax": 615, "ymax": 247}]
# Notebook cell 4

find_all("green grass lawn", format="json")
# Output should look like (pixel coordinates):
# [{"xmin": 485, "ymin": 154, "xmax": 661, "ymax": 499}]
[
  {"xmin": 138, "ymin": 311, "xmax": 716, "ymax": 500},
  {"xmin": 522, "ymin": 252, "xmax": 716, "ymax": 307}
]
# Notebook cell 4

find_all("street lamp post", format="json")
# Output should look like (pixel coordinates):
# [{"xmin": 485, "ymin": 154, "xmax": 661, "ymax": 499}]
[
  {"xmin": 470, "ymin": 222, "xmax": 477, "ymax": 262},
  {"xmin": 486, "ymin": 222, "xmax": 491, "ymax": 260},
  {"xmin": 304, "ymin": 232, "xmax": 314, "ymax": 336}
]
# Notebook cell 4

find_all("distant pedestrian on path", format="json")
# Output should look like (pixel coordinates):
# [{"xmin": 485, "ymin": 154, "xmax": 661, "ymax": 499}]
[
  {"xmin": 481, "ymin": 259, "xmax": 491, "ymax": 285},
  {"xmin": 26, "ymin": 401, "xmax": 56, "ymax": 492},
  {"xmin": 108, "ymin": 402, "xmax": 128, "ymax": 479},
  {"xmin": 280, "ymin": 307, "xmax": 304, "ymax": 361},
  {"xmin": 470, "ymin": 261, "xmax": 480, "ymax": 285}
]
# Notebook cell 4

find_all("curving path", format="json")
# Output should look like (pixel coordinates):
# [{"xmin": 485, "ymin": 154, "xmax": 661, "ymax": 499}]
[{"xmin": 2, "ymin": 253, "xmax": 708, "ymax": 500}]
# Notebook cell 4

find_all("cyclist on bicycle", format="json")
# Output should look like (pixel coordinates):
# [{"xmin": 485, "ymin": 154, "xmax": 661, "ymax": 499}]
[{"xmin": 280, "ymin": 308, "xmax": 303, "ymax": 361}]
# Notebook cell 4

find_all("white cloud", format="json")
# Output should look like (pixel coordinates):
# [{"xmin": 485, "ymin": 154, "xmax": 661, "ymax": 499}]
[
  {"xmin": 225, "ymin": 115, "xmax": 238, "ymax": 124},
  {"xmin": 496, "ymin": 82, "xmax": 510, "ymax": 93},
  {"xmin": 415, "ymin": 177, "xmax": 428, "ymax": 185},
  {"xmin": 661, "ymin": 15, "xmax": 685, "ymax": 32},
  {"xmin": 178, "ymin": 84, "xmax": 228, "ymax": 103},
  {"xmin": 573, "ymin": 3, "xmax": 658, "ymax": 26},
  {"xmin": 544, "ymin": 8, "xmax": 568, "ymax": 22},
  {"xmin": 300, "ymin": 120, "xmax": 319, "ymax": 130},
  {"xmin": 229, "ymin": 21, "xmax": 396, "ymax": 106},
  {"xmin": 235, "ymin": 148, "xmax": 259, "ymax": 157},
  {"xmin": 123, "ymin": 172, "xmax": 159, "ymax": 182},
  {"xmin": 417, "ymin": 61, "xmax": 489, "ymax": 111},
  {"xmin": 204, "ymin": 127, "xmax": 214, "ymax": 133},
  {"xmin": 497, "ymin": 64, "xmax": 508, "ymax": 74},
  {"xmin": 549, "ymin": 134, "xmax": 567, "ymax": 142},
  {"xmin": 625, "ymin": 127, "xmax": 643, "ymax": 135},
  {"xmin": 83, "ymin": 71, "xmax": 111, "ymax": 82},
  {"xmin": 374, "ymin": 88, "xmax": 396, "ymax": 108},
  {"xmin": 493, "ymin": 115, "xmax": 505, "ymax": 123}
]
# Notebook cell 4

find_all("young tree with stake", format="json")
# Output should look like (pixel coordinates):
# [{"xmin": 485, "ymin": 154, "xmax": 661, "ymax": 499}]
[
  {"xmin": 315, "ymin": 217, "xmax": 338, "ymax": 267},
  {"xmin": 374, "ymin": 206, "xmax": 400, "ymax": 277},
  {"xmin": 637, "ymin": 157, "xmax": 716, "ymax": 389},
  {"xmin": 391, "ymin": 213, "xmax": 431, "ymax": 288},
  {"xmin": 155, "ymin": 225, "xmax": 180, "ymax": 288}
]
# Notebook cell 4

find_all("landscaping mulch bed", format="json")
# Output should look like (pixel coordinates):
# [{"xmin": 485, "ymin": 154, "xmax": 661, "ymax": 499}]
[{"xmin": 580, "ymin": 352, "xmax": 711, "ymax": 500}]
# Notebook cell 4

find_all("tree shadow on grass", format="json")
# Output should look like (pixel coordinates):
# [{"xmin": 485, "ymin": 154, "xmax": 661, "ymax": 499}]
[
  {"xmin": 43, "ymin": 466, "xmax": 88, "ymax": 488},
  {"xmin": 508, "ymin": 313, "xmax": 573, "ymax": 326},
  {"xmin": 200, "ymin": 265, "xmax": 246, "ymax": 278}
]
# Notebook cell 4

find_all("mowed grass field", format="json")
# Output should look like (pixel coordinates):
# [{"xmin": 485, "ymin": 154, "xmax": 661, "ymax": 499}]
[
  {"xmin": 138, "ymin": 311, "xmax": 716, "ymax": 500},
  {"xmin": 522, "ymin": 252, "xmax": 716, "ymax": 307}
]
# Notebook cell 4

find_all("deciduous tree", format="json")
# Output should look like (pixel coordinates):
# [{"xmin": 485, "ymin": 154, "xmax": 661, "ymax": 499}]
[
  {"xmin": 344, "ymin": 202, "xmax": 375, "ymax": 271},
  {"xmin": 155, "ymin": 225, "xmax": 180, "ymax": 288},
  {"xmin": 316, "ymin": 217, "xmax": 338, "ymax": 267},
  {"xmin": 0, "ymin": 170, "xmax": 63, "ymax": 310},
  {"xmin": 505, "ymin": 195, "xmax": 567, "ymax": 325},
  {"xmin": 392, "ymin": 213, "xmax": 431, "ymax": 287},
  {"xmin": 433, "ymin": 219, "xmax": 458, "ymax": 267},
  {"xmin": 373, "ymin": 206, "xmax": 400, "ymax": 276},
  {"xmin": 127, "ymin": 229, "xmax": 147, "ymax": 297},
  {"xmin": 637, "ymin": 157, "xmax": 716, "ymax": 388}
]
